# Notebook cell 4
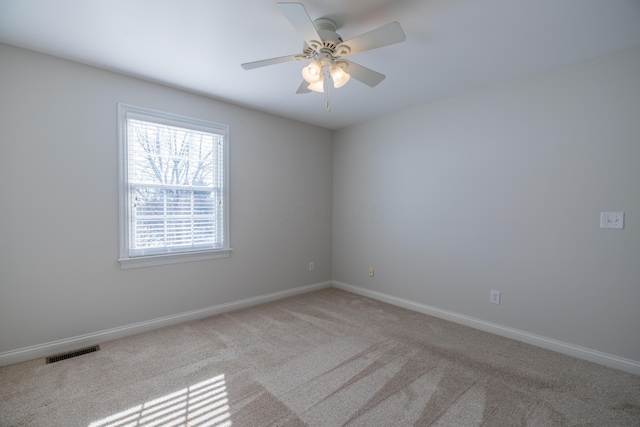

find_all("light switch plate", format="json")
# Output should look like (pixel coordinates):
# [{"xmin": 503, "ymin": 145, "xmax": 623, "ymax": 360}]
[{"xmin": 600, "ymin": 212, "xmax": 624, "ymax": 229}]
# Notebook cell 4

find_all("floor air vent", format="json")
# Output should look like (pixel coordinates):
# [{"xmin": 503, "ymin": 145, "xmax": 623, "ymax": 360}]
[{"xmin": 46, "ymin": 345, "xmax": 100, "ymax": 364}]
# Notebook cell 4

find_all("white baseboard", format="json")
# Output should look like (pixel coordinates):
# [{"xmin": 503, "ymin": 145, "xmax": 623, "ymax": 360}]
[
  {"xmin": 332, "ymin": 281, "xmax": 640, "ymax": 376},
  {"xmin": 0, "ymin": 281, "xmax": 332, "ymax": 367}
]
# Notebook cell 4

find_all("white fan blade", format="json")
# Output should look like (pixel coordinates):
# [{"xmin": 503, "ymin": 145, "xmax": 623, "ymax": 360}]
[
  {"xmin": 241, "ymin": 54, "xmax": 299, "ymax": 70},
  {"xmin": 342, "ymin": 60, "xmax": 386, "ymax": 87},
  {"xmin": 296, "ymin": 80, "xmax": 312, "ymax": 94},
  {"xmin": 337, "ymin": 22, "xmax": 406, "ymax": 57},
  {"xmin": 277, "ymin": 2, "xmax": 322, "ymax": 47}
]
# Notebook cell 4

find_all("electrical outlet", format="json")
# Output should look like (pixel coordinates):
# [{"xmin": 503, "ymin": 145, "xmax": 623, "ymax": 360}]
[
  {"xmin": 369, "ymin": 267, "xmax": 374, "ymax": 277},
  {"xmin": 600, "ymin": 212, "xmax": 624, "ymax": 229},
  {"xmin": 490, "ymin": 290, "xmax": 501, "ymax": 305},
  {"xmin": 308, "ymin": 261, "xmax": 314, "ymax": 272}
]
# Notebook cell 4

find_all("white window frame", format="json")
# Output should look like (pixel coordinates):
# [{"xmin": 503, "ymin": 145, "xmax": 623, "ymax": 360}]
[{"xmin": 118, "ymin": 103, "xmax": 230, "ymax": 269}]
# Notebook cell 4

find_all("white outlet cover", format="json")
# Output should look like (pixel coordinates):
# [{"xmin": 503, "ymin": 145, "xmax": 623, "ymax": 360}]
[
  {"xmin": 490, "ymin": 290, "xmax": 500, "ymax": 304},
  {"xmin": 600, "ymin": 212, "xmax": 624, "ymax": 229}
]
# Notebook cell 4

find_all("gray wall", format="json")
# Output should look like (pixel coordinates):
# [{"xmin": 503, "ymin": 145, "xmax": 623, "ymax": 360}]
[
  {"xmin": 2, "ymin": 41, "xmax": 639, "ymax": 369},
  {"xmin": 333, "ymin": 45, "xmax": 640, "ymax": 364},
  {"xmin": 0, "ymin": 44, "xmax": 333, "ymax": 355}
]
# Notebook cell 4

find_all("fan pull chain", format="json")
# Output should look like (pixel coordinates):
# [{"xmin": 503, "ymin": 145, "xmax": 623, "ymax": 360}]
[{"xmin": 325, "ymin": 70, "xmax": 331, "ymax": 112}]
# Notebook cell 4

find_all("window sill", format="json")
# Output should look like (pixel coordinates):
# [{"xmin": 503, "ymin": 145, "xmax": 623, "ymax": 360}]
[{"xmin": 119, "ymin": 248, "xmax": 231, "ymax": 269}]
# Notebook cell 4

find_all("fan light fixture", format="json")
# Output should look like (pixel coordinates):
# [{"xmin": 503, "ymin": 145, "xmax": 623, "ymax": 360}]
[{"xmin": 302, "ymin": 56, "xmax": 350, "ymax": 93}]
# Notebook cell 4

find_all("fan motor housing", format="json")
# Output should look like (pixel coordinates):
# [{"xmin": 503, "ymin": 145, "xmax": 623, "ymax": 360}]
[{"xmin": 303, "ymin": 18, "xmax": 343, "ymax": 56}]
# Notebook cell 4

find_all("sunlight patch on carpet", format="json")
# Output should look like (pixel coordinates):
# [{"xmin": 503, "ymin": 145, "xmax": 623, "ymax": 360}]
[{"xmin": 88, "ymin": 374, "xmax": 232, "ymax": 427}]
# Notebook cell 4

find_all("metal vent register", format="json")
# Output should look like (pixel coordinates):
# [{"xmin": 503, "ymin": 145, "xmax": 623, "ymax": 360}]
[{"xmin": 46, "ymin": 345, "xmax": 100, "ymax": 364}]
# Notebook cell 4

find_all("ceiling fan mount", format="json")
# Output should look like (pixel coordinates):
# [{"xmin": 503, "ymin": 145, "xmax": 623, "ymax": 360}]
[
  {"xmin": 241, "ymin": 2, "xmax": 406, "ymax": 96},
  {"xmin": 311, "ymin": 18, "xmax": 338, "ymax": 37}
]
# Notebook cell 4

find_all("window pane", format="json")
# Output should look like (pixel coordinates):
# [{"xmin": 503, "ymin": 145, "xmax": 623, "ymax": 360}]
[{"xmin": 127, "ymin": 119, "xmax": 220, "ymax": 187}]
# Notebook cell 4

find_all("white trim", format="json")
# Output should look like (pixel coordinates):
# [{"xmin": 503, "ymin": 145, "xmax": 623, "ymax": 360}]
[
  {"xmin": 332, "ymin": 281, "xmax": 640, "ymax": 376},
  {"xmin": 0, "ymin": 281, "xmax": 332, "ymax": 367},
  {"xmin": 119, "ymin": 248, "xmax": 232, "ymax": 269},
  {"xmin": 5, "ymin": 280, "xmax": 637, "ymax": 376}
]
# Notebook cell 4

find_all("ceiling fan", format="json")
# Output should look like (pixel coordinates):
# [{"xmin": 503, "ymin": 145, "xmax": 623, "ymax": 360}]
[{"xmin": 241, "ymin": 2, "xmax": 406, "ymax": 96}]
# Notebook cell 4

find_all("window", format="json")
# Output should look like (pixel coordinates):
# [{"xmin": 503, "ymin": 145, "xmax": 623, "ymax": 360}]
[{"xmin": 118, "ymin": 104, "xmax": 230, "ymax": 269}]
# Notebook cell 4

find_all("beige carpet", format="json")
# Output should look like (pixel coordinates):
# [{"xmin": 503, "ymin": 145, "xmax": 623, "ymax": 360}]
[{"xmin": 1, "ymin": 288, "xmax": 639, "ymax": 426}]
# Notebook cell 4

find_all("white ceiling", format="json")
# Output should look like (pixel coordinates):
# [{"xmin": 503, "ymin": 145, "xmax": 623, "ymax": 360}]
[{"xmin": 2, "ymin": 0, "xmax": 640, "ymax": 130}]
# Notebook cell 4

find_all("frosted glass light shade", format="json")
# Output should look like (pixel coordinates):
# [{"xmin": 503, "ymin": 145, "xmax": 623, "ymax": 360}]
[
  {"xmin": 330, "ymin": 63, "xmax": 350, "ymax": 88},
  {"xmin": 302, "ymin": 60, "xmax": 323, "ymax": 84},
  {"xmin": 307, "ymin": 79, "xmax": 324, "ymax": 93}
]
